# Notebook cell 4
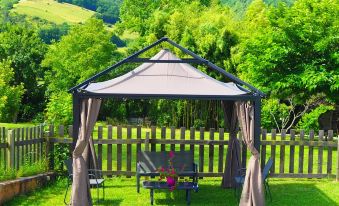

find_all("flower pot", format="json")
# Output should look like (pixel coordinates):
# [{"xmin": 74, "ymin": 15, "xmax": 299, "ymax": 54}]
[{"xmin": 166, "ymin": 176, "xmax": 176, "ymax": 187}]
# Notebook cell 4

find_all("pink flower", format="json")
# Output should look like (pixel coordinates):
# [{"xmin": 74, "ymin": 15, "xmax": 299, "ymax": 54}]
[
  {"xmin": 169, "ymin": 151, "xmax": 175, "ymax": 158},
  {"xmin": 166, "ymin": 176, "xmax": 176, "ymax": 187},
  {"xmin": 171, "ymin": 169, "xmax": 176, "ymax": 174},
  {"xmin": 160, "ymin": 167, "xmax": 165, "ymax": 172}
]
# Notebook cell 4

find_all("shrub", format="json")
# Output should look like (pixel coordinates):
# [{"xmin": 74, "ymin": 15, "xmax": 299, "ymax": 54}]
[
  {"xmin": 297, "ymin": 104, "xmax": 334, "ymax": 132},
  {"xmin": 0, "ymin": 167, "xmax": 16, "ymax": 182},
  {"xmin": 53, "ymin": 143, "xmax": 70, "ymax": 174},
  {"xmin": 17, "ymin": 153, "xmax": 47, "ymax": 178},
  {"xmin": 17, "ymin": 160, "xmax": 47, "ymax": 178},
  {"xmin": 45, "ymin": 91, "xmax": 72, "ymax": 126},
  {"xmin": 193, "ymin": 119, "xmax": 205, "ymax": 129}
]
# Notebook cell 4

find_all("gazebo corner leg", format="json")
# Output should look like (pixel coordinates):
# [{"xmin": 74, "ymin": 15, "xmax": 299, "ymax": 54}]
[
  {"xmin": 186, "ymin": 189, "xmax": 191, "ymax": 205},
  {"xmin": 150, "ymin": 189, "xmax": 154, "ymax": 205}
]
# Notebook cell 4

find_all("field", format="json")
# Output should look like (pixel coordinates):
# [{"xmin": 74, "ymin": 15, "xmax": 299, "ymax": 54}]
[
  {"xmin": 11, "ymin": 0, "xmax": 95, "ymax": 24},
  {"xmin": 5, "ymin": 177, "xmax": 339, "ymax": 206}
]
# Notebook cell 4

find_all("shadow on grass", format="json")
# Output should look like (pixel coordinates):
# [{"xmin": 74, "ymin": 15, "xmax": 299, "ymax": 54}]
[
  {"xmin": 94, "ymin": 199, "xmax": 123, "ymax": 205},
  {"xmin": 267, "ymin": 181, "xmax": 337, "ymax": 206},
  {"xmin": 153, "ymin": 184, "xmax": 238, "ymax": 206}
]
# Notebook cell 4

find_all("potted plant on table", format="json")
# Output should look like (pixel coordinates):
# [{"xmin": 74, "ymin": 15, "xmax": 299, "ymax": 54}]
[{"xmin": 158, "ymin": 151, "xmax": 181, "ymax": 191}]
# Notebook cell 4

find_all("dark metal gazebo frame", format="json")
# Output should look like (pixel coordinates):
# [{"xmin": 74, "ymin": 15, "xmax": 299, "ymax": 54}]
[{"xmin": 69, "ymin": 37, "xmax": 264, "ymax": 152}]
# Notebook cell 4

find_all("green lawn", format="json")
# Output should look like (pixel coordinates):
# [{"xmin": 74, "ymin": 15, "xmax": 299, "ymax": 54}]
[
  {"xmin": 11, "ymin": 0, "xmax": 95, "ymax": 24},
  {"xmin": 0, "ymin": 122, "xmax": 36, "ymax": 129},
  {"xmin": 5, "ymin": 177, "xmax": 339, "ymax": 206}
]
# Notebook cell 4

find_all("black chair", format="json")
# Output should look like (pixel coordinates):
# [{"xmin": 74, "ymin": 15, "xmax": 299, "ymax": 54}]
[
  {"xmin": 64, "ymin": 159, "xmax": 105, "ymax": 205},
  {"xmin": 234, "ymin": 157, "xmax": 273, "ymax": 202}
]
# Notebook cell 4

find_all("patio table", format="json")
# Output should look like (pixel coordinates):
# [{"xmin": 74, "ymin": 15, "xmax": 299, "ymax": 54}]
[{"xmin": 142, "ymin": 181, "xmax": 198, "ymax": 205}]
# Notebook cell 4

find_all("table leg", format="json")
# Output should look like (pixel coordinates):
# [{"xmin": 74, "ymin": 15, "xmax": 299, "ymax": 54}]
[
  {"xmin": 150, "ymin": 189, "xmax": 154, "ymax": 205},
  {"xmin": 186, "ymin": 189, "xmax": 191, "ymax": 205}
]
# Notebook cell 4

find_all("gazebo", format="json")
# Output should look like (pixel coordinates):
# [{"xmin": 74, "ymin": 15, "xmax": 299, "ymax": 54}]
[{"xmin": 68, "ymin": 37, "xmax": 265, "ymax": 206}]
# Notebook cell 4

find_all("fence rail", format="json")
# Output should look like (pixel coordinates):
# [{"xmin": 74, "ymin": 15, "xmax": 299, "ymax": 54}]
[{"xmin": 0, "ymin": 125, "xmax": 338, "ymax": 181}]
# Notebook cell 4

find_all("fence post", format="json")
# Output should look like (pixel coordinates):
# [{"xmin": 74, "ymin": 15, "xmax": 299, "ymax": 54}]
[
  {"xmin": 7, "ymin": 130, "xmax": 15, "ymax": 169},
  {"xmin": 336, "ymin": 139, "xmax": 339, "ymax": 182},
  {"xmin": 47, "ymin": 125, "xmax": 55, "ymax": 171},
  {"xmin": 145, "ymin": 132, "xmax": 150, "ymax": 152}
]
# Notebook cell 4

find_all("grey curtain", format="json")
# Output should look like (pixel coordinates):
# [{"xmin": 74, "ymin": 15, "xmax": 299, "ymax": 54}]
[
  {"xmin": 71, "ymin": 98, "xmax": 101, "ymax": 206},
  {"xmin": 236, "ymin": 101, "xmax": 265, "ymax": 206},
  {"xmin": 221, "ymin": 101, "xmax": 241, "ymax": 188}
]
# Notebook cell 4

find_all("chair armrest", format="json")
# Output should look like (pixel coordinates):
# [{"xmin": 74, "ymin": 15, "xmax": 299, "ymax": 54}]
[
  {"xmin": 88, "ymin": 173, "xmax": 96, "ymax": 178},
  {"xmin": 88, "ymin": 169, "xmax": 103, "ymax": 178},
  {"xmin": 88, "ymin": 173, "xmax": 99, "ymax": 185}
]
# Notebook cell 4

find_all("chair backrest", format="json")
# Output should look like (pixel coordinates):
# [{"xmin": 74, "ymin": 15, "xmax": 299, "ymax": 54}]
[
  {"xmin": 262, "ymin": 158, "xmax": 273, "ymax": 181},
  {"xmin": 64, "ymin": 159, "xmax": 73, "ymax": 176},
  {"xmin": 138, "ymin": 151, "xmax": 194, "ymax": 173}
]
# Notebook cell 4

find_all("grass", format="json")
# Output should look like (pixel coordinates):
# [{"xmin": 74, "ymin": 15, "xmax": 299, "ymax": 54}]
[
  {"xmin": 4, "ymin": 177, "xmax": 339, "ymax": 206},
  {"xmin": 0, "ymin": 122, "xmax": 36, "ymax": 128},
  {"xmin": 11, "ymin": 0, "xmax": 95, "ymax": 24},
  {"xmin": 0, "ymin": 160, "xmax": 47, "ymax": 181}
]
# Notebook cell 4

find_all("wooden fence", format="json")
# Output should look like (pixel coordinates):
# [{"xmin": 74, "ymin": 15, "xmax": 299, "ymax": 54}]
[
  {"xmin": 47, "ymin": 125, "xmax": 339, "ymax": 180},
  {"xmin": 0, "ymin": 126, "xmax": 44, "ymax": 170},
  {"xmin": 1, "ymin": 125, "xmax": 339, "ymax": 181}
]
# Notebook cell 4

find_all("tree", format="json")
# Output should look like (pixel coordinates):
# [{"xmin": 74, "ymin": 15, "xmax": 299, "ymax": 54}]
[
  {"xmin": 0, "ymin": 24, "xmax": 47, "ymax": 121},
  {"xmin": 38, "ymin": 23, "xmax": 70, "ymax": 44},
  {"xmin": 42, "ymin": 18, "xmax": 120, "ymax": 125},
  {"xmin": 0, "ymin": 60, "xmax": 24, "ymax": 122},
  {"xmin": 237, "ymin": 0, "xmax": 339, "ymax": 103},
  {"xmin": 235, "ymin": 0, "xmax": 338, "ymax": 129},
  {"xmin": 96, "ymin": 0, "xmax": 122, "ymax": 24}
]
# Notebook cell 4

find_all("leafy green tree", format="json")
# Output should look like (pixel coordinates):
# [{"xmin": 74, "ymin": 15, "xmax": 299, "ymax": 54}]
[
  {"xmin": 0, "ymin": 60, "xmax": 24, "ymax": 122},
  {"xmin": 0, "ymin": 24, "xmax": 47, "ymax": 121},
  {"xmin": 57, "ymin": 0, "xmax": 96, "ymax": 10},
  {"xmin": 96, "ymin": 0, "xmax": 122, "ymax": 24},
  {"xmin": 118, "ymin": 0, "xmax": 160, "ymax": 35},
  {"xmin": 38, "ymin": 23, "xmax": 70, "ymax": 44},
  {"xmin": 45, "ymin": 91, "xmax": 72, "ymax": 126},
  {"xmin": 297, "ymin": 104, "xmax": 334, "ymax": 132},
  {"xmin": 237, "ymin": 0, "xmax": 339, "ymax": 104},
  {"xmin": 43, "ymin": 18, "xmax": 120, "ymax": 125},
  {"xmin": 236, "ymin": 0, "xmax": 338, "ymax": 129}
]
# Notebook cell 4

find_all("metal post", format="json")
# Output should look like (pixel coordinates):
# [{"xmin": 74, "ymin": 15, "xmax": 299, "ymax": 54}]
[
  {"xmin": 336, "ymin": 139, "xmax": 339, "ymax": 182},
  {"xmin": 72, "ymin": 93, "xmax": 81, "ymax": 152},
  {"xmin": 253, "ymin": 96, "xmax": 261, "ymax": 153}
]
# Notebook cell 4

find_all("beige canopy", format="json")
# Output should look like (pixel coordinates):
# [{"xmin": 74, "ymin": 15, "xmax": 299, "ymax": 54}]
[{"xmin": 83, "ymin": 50, "xmax": 248, "ymax": 96}]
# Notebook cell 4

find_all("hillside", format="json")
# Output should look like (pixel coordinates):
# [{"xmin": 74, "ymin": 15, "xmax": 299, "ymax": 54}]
[{"xmin": 11, "ymin": 0, "xmax": 95, "ymax": 24}]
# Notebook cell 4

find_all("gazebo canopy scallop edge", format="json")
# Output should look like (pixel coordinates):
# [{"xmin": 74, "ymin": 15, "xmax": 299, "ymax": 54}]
[{"xmin": 68, "ymin": 37, "xmax": 265, "ymax": 206}]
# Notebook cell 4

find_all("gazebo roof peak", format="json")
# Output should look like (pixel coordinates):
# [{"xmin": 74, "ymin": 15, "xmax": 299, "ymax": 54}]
[{"xmin": 69, "ymin": 37, "xmax": 264, "ymax": 97}]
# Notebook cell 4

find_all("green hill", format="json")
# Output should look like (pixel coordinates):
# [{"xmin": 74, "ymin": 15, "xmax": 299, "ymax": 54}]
[{"xmin": 11, "ymin": 0, "xmax": 95, "ymax": 24}]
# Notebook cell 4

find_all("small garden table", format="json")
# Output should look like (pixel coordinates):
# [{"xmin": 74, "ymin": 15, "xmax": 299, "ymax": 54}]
[{"xmin": 142, "ymin": 181, "xmax": 198, "ymax": 205}]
